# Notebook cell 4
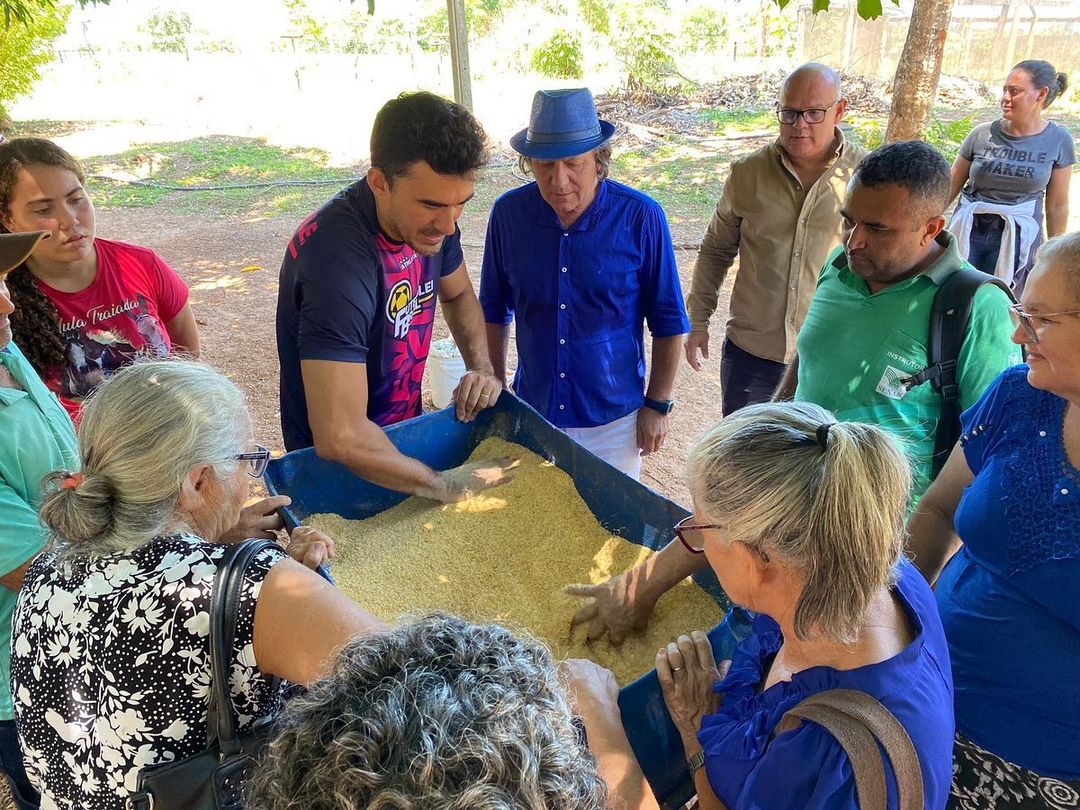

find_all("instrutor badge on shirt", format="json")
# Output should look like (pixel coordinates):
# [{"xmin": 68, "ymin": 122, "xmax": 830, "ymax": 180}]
[{"xmin": 876, "ymin": 365, "xmax": 911, "ymax": 400}]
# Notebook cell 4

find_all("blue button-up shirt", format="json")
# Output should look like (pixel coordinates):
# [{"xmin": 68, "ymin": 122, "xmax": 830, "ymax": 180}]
[{"xmin": 480, "ymin": 179, "xmax": 689, "ymax": 428}]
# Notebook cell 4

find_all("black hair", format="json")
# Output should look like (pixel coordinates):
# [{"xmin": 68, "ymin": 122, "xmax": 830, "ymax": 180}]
[
  {"xmin": 851, "ymin": 141, "xmax": 951, "ymax": 220},
  {"xmin": 0, "ymin": 138, "xmax": 85, "ymax": 374},
  {"xmin": 1012, "ymin": 60, "xmax": 1069, "ymax": 109},
  {"xmin": 369, "ymin": 91, "xmax": 489, "ymax": 183}
]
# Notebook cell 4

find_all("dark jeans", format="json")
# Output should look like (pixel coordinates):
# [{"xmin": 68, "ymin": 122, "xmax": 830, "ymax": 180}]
[
  {"xmin": 720, "ymin": 338, "xmax": 786, "ymax": 416},
  {"xmin": 967, "ymin": 214, "xmax": 1027, "ymax": 290},
  {"xmin": 0, "ymin": 720, "xmax": 38, "ymax": 810}
]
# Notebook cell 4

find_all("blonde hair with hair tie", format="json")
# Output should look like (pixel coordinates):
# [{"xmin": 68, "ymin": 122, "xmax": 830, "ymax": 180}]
[{"xmin": 687, "ymin": 401, "xmax": 911, "ymax": 643}]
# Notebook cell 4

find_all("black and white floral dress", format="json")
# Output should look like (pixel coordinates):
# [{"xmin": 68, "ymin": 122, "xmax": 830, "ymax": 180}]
[{"xmin": 10, "ymin": 533, "xmax": 287, "ymax": 810}]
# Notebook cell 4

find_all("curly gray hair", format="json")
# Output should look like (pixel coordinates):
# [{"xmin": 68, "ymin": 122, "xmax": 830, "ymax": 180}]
[{"xmin": 246, "ymin": 614, "xmax": 607, "ymax": 810}]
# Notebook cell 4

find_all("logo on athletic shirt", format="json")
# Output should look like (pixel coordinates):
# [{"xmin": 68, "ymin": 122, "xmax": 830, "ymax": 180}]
[{"xmin": 385, "ymin": 278, "xmax": 435, "ymax": 339}]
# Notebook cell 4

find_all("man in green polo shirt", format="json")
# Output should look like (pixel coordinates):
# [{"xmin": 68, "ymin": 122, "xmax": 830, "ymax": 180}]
[
  {"xmin": 0, "ymin": 230, "xmax": 73, "ymax": 808},
  {"xmin": 776, "ymin": 141, "xmax": 1021, "ymax": 500}
]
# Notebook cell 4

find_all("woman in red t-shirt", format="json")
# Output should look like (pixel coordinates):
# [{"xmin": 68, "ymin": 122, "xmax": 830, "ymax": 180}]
[{"xmin": 0, "ymin": 138, "xmax": 199, "ymax": 420}]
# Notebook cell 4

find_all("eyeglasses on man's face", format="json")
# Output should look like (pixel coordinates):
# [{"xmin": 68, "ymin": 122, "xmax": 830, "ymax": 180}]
[
  {"xmin": 674, "ymin": 515, "xmax": 723, "ymax": 555},
  {"xmin": 775, "ymin": 100, "xmax": 839, "ymax": 126},
  {"xmin": 236, "ymin": 444, "xmax": 271, "ymax": 478},
  {"xmin": 1008, "ymin": 303, "xmax": 1080, "ymax": 344}
]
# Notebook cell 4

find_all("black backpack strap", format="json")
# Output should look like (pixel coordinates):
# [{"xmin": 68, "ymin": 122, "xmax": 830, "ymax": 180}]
[{"xmin": 905, "ymin": 267, "xmax": 1016, "ymax": 479}]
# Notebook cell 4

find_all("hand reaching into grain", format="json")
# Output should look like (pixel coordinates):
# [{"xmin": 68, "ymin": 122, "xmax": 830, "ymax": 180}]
[
  {"xmin": 566, "ymin": 566, "xmax": 659, "ymax": 645},
  {"xmin": 431, "ymin": 456, "xmax": 522, "ymax": 502},
  {"xmin": 285, "ymin": 525, "xmax": 335, "ymax": 570}
]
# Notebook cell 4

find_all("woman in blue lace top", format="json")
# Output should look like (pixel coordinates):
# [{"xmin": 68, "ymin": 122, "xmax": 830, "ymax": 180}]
[{"xmin": 909, "ymin": 231, "xmax": 1080, "ymax": 809}]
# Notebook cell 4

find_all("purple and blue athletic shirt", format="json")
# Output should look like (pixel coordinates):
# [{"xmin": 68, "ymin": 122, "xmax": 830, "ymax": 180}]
[{"xmin": 276, "ymin": 179, "xmax": 461, "ymax": 451}]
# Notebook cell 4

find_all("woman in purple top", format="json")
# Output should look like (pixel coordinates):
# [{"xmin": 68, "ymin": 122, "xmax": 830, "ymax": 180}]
[{"xmin": 572, "ymin": 401, "xmax": 954, "ymax": 808}]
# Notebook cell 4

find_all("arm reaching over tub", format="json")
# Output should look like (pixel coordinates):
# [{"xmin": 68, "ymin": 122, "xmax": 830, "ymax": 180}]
[
  {"xmin": 566, "ymin": 537, "xmax": 708, "ymax": 644},
  {"xmin": 561, "ymin": 659, "xmax": 660, "ymax": 810},
  {"xmin": 303, "ymin": 358, "xmax": 518, "ymax": 503}
]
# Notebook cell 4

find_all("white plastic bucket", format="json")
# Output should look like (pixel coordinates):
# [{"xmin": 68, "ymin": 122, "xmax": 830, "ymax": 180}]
[{"xmin": 428, "ymin": 338, "xmax": 467, "ymax": 409}]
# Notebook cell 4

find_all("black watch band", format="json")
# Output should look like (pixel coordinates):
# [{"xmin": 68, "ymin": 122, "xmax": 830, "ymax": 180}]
[
  {"xmin": 643, "ymin": 396, "xmax": 675, "ymax": 415},
  {"xmin": 687, "ymin": 749, "xmax": 706, "ymax": 773}
]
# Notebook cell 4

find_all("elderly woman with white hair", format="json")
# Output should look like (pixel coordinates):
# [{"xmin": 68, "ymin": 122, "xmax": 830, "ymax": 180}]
[
  {"xmin": 9, "ymin": 360, "xmax": 385, "ymax": 809},
  {"xmin": 909, "ymin": 231, "xmax": 1080, "ymax": 809},
  {"xmin": 570, "ymin": 402, "xmax": 955, "ymax": 808}
]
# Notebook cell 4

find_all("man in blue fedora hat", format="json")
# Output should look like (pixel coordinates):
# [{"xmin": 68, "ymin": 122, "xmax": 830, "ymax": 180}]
[{"xmin": 480, "ymin": 88, "xmax": 689, "ymax": 480}]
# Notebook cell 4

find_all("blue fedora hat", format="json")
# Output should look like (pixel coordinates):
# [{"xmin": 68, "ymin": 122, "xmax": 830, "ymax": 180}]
[{"xmin": 510, "ymin": 88, "xmax": 615, "ymax": 160}]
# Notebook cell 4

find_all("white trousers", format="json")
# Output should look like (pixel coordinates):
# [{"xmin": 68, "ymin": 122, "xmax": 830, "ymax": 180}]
[{"xmin": 563, "ymin": 411, "xmax": 642, "ymax": 480}]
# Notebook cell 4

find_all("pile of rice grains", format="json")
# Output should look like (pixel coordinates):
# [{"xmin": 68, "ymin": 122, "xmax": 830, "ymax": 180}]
[{"xmin": 307, "ymin": 437, "xmax": 727, "ymax": 684}]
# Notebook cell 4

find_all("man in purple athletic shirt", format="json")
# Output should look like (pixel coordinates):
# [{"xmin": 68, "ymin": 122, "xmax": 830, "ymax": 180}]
[{"xmin": 277, "ymin": 92, "xmax": 513, "ymax": 503}]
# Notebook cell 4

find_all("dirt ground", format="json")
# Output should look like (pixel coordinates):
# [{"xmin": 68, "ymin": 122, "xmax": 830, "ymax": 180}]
[{"xmin": 93, "ymin": 189, "xmax": 733, "ymax": 507}]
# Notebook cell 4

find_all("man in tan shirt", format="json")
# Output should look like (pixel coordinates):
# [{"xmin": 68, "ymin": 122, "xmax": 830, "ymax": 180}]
[{"xmin": 685, "ymin": 62, "xmax": 866, "ymax": 414}]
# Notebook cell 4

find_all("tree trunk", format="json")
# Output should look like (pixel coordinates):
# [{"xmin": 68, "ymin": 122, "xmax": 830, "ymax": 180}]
[{"xmin": 884, "ymin": 0, "xmax": 956, "ymax": 143}]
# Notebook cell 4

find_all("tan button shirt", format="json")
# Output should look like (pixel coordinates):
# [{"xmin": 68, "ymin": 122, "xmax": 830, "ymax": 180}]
[{"xmin": 686, "ymin": 131, "xmax": 866, "ymax": 363}]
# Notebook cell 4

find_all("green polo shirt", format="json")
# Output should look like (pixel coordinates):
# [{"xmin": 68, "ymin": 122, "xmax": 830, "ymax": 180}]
[
  {"xmin": 0, "ymin": 341, "xmax": 78, "ymax": 720},
  {"xmin": 795, "ymin": 232, "xmax": 1022, "ymax": 501}
]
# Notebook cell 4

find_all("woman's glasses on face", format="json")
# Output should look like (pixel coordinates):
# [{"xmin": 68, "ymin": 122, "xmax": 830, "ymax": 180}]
[
  {"xmin": 235, "ymin": 444, "xmax": 271, "ymax": 478},
  {"xmin": 1009, "ymin": 303, "xmax": 1080, "ymax": 344},
  {"xmin": 674, "ymin": 515, "xmax": 723, "ymax": 554}
]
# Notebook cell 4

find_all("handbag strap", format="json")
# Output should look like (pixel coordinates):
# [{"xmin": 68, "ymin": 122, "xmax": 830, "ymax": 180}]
[
  {"xmin": 776, "ymin": 688, "xmax": 924, "ymax": 810},
  {"xmin": 209, "ymin": 539, "xmax": 279, "ymax": 758}
]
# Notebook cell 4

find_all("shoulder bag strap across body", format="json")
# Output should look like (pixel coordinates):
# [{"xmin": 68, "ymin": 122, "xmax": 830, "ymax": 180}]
[{"xmin": 776, "ymin": 688, "xmax": 924, "ymax": 810}]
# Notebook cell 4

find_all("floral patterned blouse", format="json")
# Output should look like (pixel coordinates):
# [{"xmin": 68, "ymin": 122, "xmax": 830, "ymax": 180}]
[{"xmin": 10, "ymin": 533, "xmax": 287, "ymax": 810}]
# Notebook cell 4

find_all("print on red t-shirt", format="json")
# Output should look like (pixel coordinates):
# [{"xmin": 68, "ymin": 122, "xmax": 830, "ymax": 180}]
[{"xmin": 37, "ymin": 238, "xmax": 189, "ymax": 420}]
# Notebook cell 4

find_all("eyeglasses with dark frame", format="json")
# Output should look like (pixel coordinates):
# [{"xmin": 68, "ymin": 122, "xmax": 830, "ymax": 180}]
[
  {"xmin": 775, "ymin": 100, "xmax": 839, "ymax": 126},
  {"xmin": 236, "ymin": 444, "xmax": 271, "ymax": 478},
  {"xmin": 1008, "ymin": 303, "xmax": 1080, "ymax": 344},
  {"xmin": 674, "ymin": 515, "xmax": 723, "ymax": 555}
]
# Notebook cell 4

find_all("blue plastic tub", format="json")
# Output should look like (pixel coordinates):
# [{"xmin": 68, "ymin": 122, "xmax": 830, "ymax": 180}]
[{"xmin": 265, "ymin": 392, "xmax": 752, "ymax": 809}]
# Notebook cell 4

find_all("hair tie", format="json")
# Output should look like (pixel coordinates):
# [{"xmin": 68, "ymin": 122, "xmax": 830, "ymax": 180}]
[
  {"xmin": 815, "ymin": 423, "xmax": 833, "ymax": 450},
  {"xmin": 60, "ymin": 472, "xmax": 85, "ymax": 491}
]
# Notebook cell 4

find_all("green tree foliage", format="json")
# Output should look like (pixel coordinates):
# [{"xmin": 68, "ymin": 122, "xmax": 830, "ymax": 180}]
[
  {"xmin": 416, "ymin": 0, "xmax": 509, "ymax": 53},
  {"xmin": 282, "ymin": 0, "xmax": 329, "ymax": 52},
  {"xmin": 143, "ymin": 8, "xmax": 192, "ymax": 54},
  {"xmin": 578, "ymin": 0, "xmax": 608, "ymax": 35},
  {"xmin": 531, "ymin": 29, "xmax": 584, "ymax": 80},
  {"xmin": 416, "ymin": 3, "xmax": 448, "ymax": 53},
  {"xmin": 682, "ymin": 5, "xmax": 726, "ymax": 54},
  {"xmin": 613, "ymin": 2, "xmax": 680, "ymax": 95},
  {"xmin": 0, "ymin": 0, "xmax": 68, "ymax": 121},
  {"xmin": 772, "ymin": 0, "xmax": 899, "ymax": 19},
  {"xmin": 2, "ymin": 0, "xmax": 94, "ymax": 27}
]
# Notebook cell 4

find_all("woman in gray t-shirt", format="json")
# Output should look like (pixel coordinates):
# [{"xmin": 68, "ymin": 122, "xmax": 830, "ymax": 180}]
[{"xmin": 949, "ymin": 60, "xmax": 1075, "ymax": 293}]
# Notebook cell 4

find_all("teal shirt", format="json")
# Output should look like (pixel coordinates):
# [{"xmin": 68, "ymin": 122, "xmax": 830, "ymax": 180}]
[
  {"xmin": 795, "ymin": 232, "xmax": 1022, "ymax": 500},
  {"xmin": 0, "ymin": 342, "xmax": 78, "ymax": 720}
]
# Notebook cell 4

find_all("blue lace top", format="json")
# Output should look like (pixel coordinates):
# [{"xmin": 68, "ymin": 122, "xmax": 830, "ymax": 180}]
[
  {"xmin": 937, "ymin": 365, "xmax": 1080, "ymax": 779},
  {"xmin": 698, "ymin": 560, "xmax": 954, "ymax": 809}
]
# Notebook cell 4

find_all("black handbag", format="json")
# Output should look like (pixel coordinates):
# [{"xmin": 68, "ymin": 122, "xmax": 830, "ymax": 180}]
[{"xmin": 126, "ymin": 539, "xmax": 281, "ymax": 810}]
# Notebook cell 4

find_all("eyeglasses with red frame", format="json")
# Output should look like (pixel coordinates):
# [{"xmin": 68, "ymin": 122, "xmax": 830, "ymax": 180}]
[{"xmin": 674, "ymin": 515, "xmax": 722, "ymax": 554}]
